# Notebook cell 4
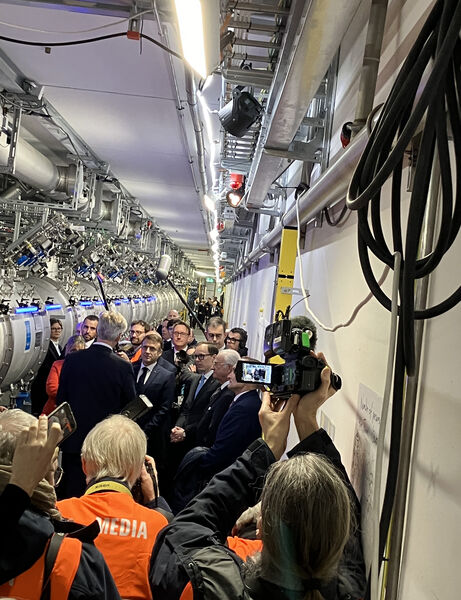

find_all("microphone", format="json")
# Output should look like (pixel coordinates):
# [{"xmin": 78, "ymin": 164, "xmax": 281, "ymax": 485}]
[{"xmin": 156, "ymin": 254, "xmax": 172, "ymax": 281}]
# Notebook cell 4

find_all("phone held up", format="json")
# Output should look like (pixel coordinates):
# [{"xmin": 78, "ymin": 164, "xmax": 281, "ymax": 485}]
[{"xmin": 47, "ymin": 402, "xmax": 77, "ymax": 444}]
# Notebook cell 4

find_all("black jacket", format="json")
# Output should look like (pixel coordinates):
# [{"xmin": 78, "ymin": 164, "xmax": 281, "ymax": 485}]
[
  {"xmin": 0, "ymin": 483, "xmax": 121, "ymax": 599},
  {"xmin": 30, "ymin": 341, "xmax": 63, "ymax": 415},
  {"xmin": 195, "ymin": 385, "xmax": 235, "ymax": 447},
  {"xmin": 150, "ymin": 429, "xmax": 366, "ymax": 600},
  {"xmin": 57, "ymin": 343, "xmax": 136, "ymax": 454},
  {"xmin": 175, "ymin": 374, "xmax": 220, "ymax": 445}
]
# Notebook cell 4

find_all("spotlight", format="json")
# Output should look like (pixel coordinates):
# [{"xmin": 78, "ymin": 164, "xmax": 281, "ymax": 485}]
[
  {"xmin": 229, "ymin": 173, "xmax": 244, "ymax": 190},
  {"xmin": 218, "ymin": 86, "xmax": 262, "ymax": 138},
  {"xmin": 226, "ymin": 189, "xmax": 244, "ymax": 208}
]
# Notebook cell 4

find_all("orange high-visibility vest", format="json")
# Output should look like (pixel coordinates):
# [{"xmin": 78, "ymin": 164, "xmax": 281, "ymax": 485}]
[
  {"xmin": 130, "ymin": 347, "xmax": 142, "ymax": 363},
  {"xmin": 0, "ymin": 535, "xmax": 81, "ymax": 600},
  {"xmin": 179, "ymin": 536, "xmax": 263, "ymax": 600},
  {"xmin": 58, "ymin": 485, "xmax": 168, "ymax": 600}
]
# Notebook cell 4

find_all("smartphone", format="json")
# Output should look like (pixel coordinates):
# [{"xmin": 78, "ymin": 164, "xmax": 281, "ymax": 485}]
[
  {"xmin": 235, "ymin": 360, "xmax": 273, "ymax": 384},
  {"xmin": 48, "ymin": 402, "xmax": 77, "ymax": 444}
]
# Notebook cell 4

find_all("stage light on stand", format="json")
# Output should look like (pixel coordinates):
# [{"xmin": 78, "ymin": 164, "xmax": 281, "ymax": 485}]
[
  {"xmin": 226, "ymin": 189, "xmax": 244, "ymax": 208},
  {"xmin": 218, "ymin": 86, "xmax": 263, "ymax": 138}
]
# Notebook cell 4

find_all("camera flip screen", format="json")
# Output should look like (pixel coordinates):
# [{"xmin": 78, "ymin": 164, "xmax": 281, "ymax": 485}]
[{"xmin": 241, "ymin": 362, "xmax": 272, "ymax": 384}]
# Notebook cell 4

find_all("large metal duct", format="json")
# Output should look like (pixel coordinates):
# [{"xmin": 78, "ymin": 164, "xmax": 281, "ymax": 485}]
[
  {"xmin": 0, "ymin": 135, "xmax": 75, "ymax": 194},
  {"xmin": 245, "ymin": 0, "xmax": 362, "ymax": 208}
]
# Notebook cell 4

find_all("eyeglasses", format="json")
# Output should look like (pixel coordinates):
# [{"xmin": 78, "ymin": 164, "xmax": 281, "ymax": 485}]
[
  {"xmin": 173, "ymin": 330, "xmax": 189, "ymax": 337},
  {"xmin": 194, "ymin": 353, "xmax": 212, "ymax": 360},
  {"xmin": 50, "ymin": 327, "xmax": 62, "ymax": 332},
  {"xmin": 226, "ymin": 336, "xmax": 241, "ymax": 343}
]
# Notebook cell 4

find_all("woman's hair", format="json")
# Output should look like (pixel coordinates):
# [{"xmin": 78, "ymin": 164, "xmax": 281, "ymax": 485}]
[
  {"xmin": 81, "ymin": 415, "xmax": 146, "ymax": 485},
  {"xmin": 64, "ymin": 334, "xmax": 85, "ymax": 356},
  {"xmin": 257, "ymin": 453, "xmax": 351, "ymax": 599}
]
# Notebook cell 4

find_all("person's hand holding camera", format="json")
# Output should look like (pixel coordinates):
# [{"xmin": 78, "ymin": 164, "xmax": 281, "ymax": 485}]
[
  {"xmin": 259, "ymin": 393, "xmax": 298, "ymax": 460},
  {"xmin": 140, "ymin": 455, "xmax": 159, "ymax": 504},
  {"xmin": 293, "ymin": 352, "xmax": 337, "ymax": 441},
  {"xmin": 10, "ymin": 415, "xmax": 62, "ymax": 497}
]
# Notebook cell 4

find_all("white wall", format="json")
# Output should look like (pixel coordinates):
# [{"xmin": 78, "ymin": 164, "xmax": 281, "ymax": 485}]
[{"xmin": 225, "ymin": 1, "xmax": 460, "ymax": 598}]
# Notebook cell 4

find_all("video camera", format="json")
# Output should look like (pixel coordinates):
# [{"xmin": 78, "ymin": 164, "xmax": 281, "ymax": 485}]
[{"xmin": 235, "ymin": 312, "xmax": 341, "ymax": 398}]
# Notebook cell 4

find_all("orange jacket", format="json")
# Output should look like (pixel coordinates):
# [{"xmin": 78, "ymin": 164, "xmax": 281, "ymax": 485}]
[
  {"xmin": 130, "ymin": 347, "xmax": 142, "ymax": 363},
  {"xmin": 0, "ymin": 535, "xmax": 81, "ymax": 600},
  {"xmin": 179, "ymin": 536, "xmax": 263, "ymax": 600},
  {"xmin": 42, "ymin": 359, "xmax": 64, "ymax": 415},
  {"xmin": 58, "ymin": 487, "xmax": 168, "ymax": 600}
]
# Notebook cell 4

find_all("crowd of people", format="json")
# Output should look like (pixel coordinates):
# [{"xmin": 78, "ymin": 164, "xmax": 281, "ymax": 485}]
[{"xmin": 0, "ymin": 303, "xmax": 366, "ymax": 600}]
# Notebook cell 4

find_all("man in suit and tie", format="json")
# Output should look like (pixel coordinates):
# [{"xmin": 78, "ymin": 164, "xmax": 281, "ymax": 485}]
[
  {"xmin": 30, "ymin": 317, "xmax": 64, "ymax": 415},
  {"xmin": 57, "ymin": 311, "xmax": 137, "ymax": 498},
  {"xmin": 162, "ymin": 320, "xmax": 191, "ymax": 365},
  {"xmin": 133, "ymin": 332, "xmax": 176, "ymax": 483},
  {"xmin": 164, "ymin": 343, "xmax": 220, "ymax": 499},
  {"xmin": 195, "ymin": 348, "xmax": 240, "ymax": 447},
  {"xmin": 171, "ymin": 357, "xmax": 262, "ymax": 513}
]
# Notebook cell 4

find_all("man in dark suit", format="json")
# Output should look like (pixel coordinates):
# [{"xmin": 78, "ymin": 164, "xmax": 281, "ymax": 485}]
[
  {"xmin": 57, "ymin": 311, "xmax": 136, "ymax": 498},
  {"xmin": 171, "ymin": 357, "xmax": 262, "ymax": 513},
  {"xmin": 162, "ymin": 320, "xmax": 190, "ymax": 365},
  {"xmin": 195, "ymin": 348, "xmax": 240, "ymax": 447},
  {"xmin": 133, "ymin": 332, "xmax": 176, "ymax": 483},
  {"xmin": 164, "ymin": 343, "xmax": 219, "ymax": 500},
  {"xmin": 30, "ymin": 317, "xmax": 64, "ymax": 415}
]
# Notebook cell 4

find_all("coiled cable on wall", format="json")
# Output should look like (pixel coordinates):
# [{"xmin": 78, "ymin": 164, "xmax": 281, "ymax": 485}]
[{"xmin": 346, "ymin": 0, "xmax": 461, "ymax": 596}]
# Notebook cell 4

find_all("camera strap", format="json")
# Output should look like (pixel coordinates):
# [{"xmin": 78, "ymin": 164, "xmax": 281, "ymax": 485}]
[{"xmin": 84, "ymin": 479, "xmax": 132, "ymax": 497}]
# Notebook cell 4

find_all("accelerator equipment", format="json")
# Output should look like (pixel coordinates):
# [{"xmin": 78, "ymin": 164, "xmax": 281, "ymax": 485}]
[{"xmin": 0, "ymin": 92, "xmax": 195, "ymax": 407}]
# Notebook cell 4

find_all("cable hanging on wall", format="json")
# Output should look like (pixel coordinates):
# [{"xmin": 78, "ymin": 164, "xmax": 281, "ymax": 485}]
[{"xmin": 345, "ymin": 0, "xmax": 461, "ymax": 597}]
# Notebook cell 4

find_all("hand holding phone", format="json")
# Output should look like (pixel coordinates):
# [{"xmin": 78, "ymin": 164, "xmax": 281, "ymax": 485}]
[{"xmin": 47, "ymin": 402, "xmax": 77, "ymax": 445}]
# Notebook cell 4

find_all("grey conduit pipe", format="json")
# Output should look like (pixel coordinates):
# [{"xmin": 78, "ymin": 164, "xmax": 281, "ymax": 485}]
[{"xmin": 185, "ymin": 68, "xmax": 208, "ymax": 195}]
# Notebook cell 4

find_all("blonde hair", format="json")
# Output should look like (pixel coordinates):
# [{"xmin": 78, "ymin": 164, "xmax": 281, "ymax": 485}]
[
  {"xmin": 81, "ymin": 415, "xmax": 146, "ymax": 485},
  {"xmin": 97, "ymin": 311, "xmax": 127, "ymax": 341},
  {"xmin": 258, "ymin": 454, "xmax": 351, "ymax": 599},
  {"xmin": 0, "ymin": 409, "xmax": 37, "ymax": 463}
]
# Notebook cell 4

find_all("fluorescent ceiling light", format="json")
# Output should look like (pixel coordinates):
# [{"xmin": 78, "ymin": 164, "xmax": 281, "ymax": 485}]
[
  {"xmin": 195, "ymin": 270, "xmax": 210, "ymax": 277},
  {"xmin": 174, "ymin": 0, "xmax": 220, "ymax": 79}
]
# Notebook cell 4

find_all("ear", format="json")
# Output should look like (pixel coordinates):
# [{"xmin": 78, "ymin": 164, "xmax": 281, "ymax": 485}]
[{"xmin": 81, "ymin": 456, "xmax": 88, "ymax": 475}]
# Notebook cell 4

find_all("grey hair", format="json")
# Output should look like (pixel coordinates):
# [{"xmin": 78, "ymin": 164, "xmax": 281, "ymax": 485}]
[
  {"xmin": 81, "ymin": 415, "xmax": 146, "ymax": 486},
  {"xmin": 257, "ymin": 453, "xmax": 351, "ymax": 599},
  {"xmin": 65, "ymin": 334, "xmax": 85, "ymax": 355},
  {"xmin": 217, "ymin": 349, "xmax": 240, "ymax": 367},
  {"xmin": 97, "ymin": 311, "xmax": 128, "ymax": 341},
  {"xmin": 0, "ymin": 409, "xmax": 37, "ymax": 464}
]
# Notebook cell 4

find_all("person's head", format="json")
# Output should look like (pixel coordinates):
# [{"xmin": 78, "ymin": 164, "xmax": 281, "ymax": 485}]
[
  {"xmin": 290, "ymin": 315, "xmax": 318, "ymax": 351},
  {"xmin": 0, "ymin": 410, "xmax": 60, "ymax": 494},
  {"xmin": 50, "ymin": 318, "xmax": 63, "ymax": 342},
  {"xmin": 167, "ymin": 309, "xmax": 179, "ymax": 321},
  {"xmin": 193, "ymin": 342, "xmax": 219, "ymax": 374},
  {"xmin": 172, "ymin": 320, "xmax": 191, "ymax": 351},
  {"xmin": 141, "ymin": 332, "xmax": 163, "ymax": 366},
  {"xmin": 97, "ymin": 311, "xmax": 127, "ymax": 346},
  {"xmin": 205, "ymin": 317, "xmax": 227, "ymax": 348},
  {"xmin": 227, "ymin": 357, "xmax": 261, "ymax": 393},
  {"xmin": 255, "ymin": 454, "xmax": 351, "ymax": 594},
  {"xmin": 130, "ymin": 320, "xmax": 149, "ymax": 347},
  {"xmin": 81, "ymin": 415, "xmax": 146, "ymax": 487},
  {"xmin": 81, "ymin": 315, "xmax": 99, "ymax": 342},
  {"xmin": 64, "ymin": 334, "xmax": 85, "ymax": 356},
  {"xmin": 167, "ymin": 318, "xmax": 181, "ymax": 338},
  {"xmin": 161, "ymin": 318, "xmax": 171, "ymax": 341},
  {"xmin": 225, "ymin": 327, "xmax": 248, "ymax": 355},
  {"xmin": 212, "ymin": 349, "xmax": 240, "ymax": 384}
]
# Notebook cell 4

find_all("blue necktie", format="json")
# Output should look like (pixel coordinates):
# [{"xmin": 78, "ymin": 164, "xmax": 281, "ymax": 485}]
[{"xmin": 194, "ymin": 375, "xmax": 206, "ymax": 398}]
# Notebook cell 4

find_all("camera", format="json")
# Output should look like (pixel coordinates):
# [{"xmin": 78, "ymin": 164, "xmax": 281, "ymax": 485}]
[{"xmin": 235, "ymin": 316, "xmax": 341, "ymax": 398}]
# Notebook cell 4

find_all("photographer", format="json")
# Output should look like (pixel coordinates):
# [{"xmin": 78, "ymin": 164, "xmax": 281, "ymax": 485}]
[
  {"xmin": 58, "ymin": 415, "xmax": 171, "ymax": 600},
  {"xmin": 0, "ymin": 410, "xmax": 121, "ymax": 599},
  {"xmin": 150, "ymin": 358, "xmax": 366, "ymax": 600}
]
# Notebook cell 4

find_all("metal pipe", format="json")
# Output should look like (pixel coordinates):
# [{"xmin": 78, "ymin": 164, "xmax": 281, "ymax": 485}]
[
  {"xmin": 185, "ymin": 68, "xmax": 208, "ymax": 195},
  {"xmin": 229, "ymin": 2, "xmax": 290, "ymax": 15},
  {"xmin": 0, "ymin": 137, "xmax": 59, "ymax": 191},
  {"xmin": 234, "ymin": 38, "xmax": 281, "ymax": 49},
  {"xmin": 385, "ymin": 154, "xmax": 441, "ymax": 600},
  {"xmin": 245, "ymin": 0, "xmax": 362, "ymax": 207},
  {"xmin": 354, "ymin": 0, "xmax": 389, "ymax": 130},
  {"xmin": 222, "ymin": 67, "xmax": 274, "ymax": 88},
  {"xmin": 227, "ymin": 108, "xmax": 382, "ymax": 279},
  {"xmin": 229, "ymin": 20, "xmax": 282, "ymax": 33}
]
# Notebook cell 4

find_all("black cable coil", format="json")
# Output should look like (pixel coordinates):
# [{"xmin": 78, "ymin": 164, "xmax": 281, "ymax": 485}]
[{"xmin": 346, "ymin": 0, "xmax": 461, "ymax": 593}]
